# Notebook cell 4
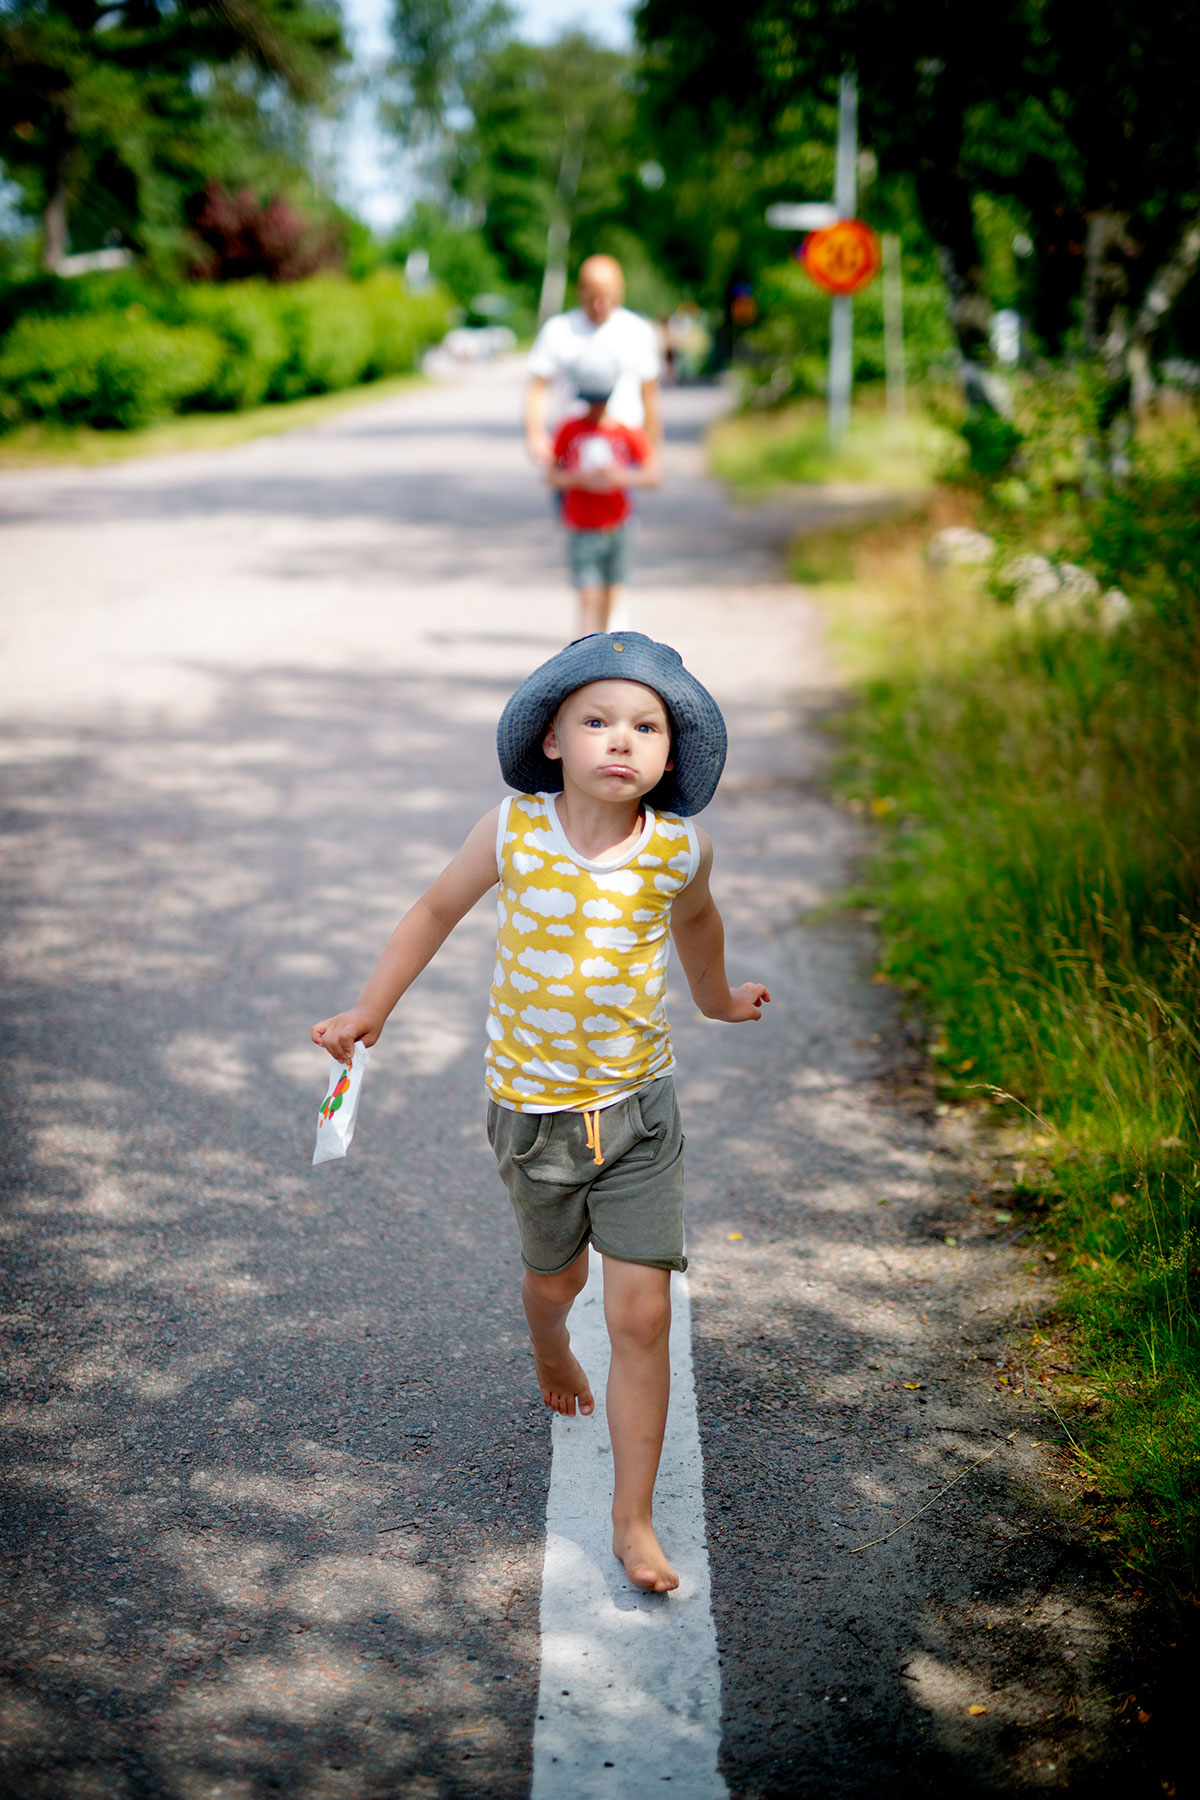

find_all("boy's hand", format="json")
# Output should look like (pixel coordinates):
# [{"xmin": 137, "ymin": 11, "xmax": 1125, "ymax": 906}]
[
  {"xmin": 708, "ymin": 983, "xmax": 771, "ymax": 1023},
  {"xmin": 311, "ymin": 1008, "xmax": 382, "ymax": 1065}
]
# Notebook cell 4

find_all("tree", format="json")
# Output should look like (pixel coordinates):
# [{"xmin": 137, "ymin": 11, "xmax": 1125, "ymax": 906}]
[
  {"xmin": 635, "ymin": 0, "xmax": 1200, "ymax": 420},
  {"xmin": 0, "ymin": 0, "xmax": 346, "ymax": 269}
]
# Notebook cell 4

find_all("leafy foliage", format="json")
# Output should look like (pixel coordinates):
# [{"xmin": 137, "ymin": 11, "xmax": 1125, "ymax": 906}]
[
  {"xmin": 188, "ymin": 182, "xmax": 345, "ymax": 282},
  {"xmin": 0, "ymin": 271, "xmax": 452, "ymax": 425},
  {"xmin": 0, "ymin": 0, "xmax": 347, "ymax": 267},
  {"xmin": 0, "ymin": 309, "xmax": 222, "ymax": 426}
]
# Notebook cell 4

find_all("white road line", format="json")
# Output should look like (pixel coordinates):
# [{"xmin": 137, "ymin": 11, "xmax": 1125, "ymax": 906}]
[{"xmin": 532, "ymin": 1256, "xmax": 729, "ymax": 1800}]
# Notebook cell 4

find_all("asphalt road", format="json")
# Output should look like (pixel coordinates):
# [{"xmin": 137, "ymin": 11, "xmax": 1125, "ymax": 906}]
[{"xmin": 0, "ymin": 364, "xmax": 1149, "ymax": 1798}]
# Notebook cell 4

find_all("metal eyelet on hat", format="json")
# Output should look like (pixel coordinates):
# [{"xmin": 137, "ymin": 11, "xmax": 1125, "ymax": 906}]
[{"xmin": 613, "ymin": 642, "xmax": 624, "ymax": 651}]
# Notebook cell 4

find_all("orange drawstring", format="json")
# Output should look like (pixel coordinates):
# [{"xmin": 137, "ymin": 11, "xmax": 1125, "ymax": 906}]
[{"xmin": 583, "ymin": 1107, "xmax": 604, "ymax": 1166}]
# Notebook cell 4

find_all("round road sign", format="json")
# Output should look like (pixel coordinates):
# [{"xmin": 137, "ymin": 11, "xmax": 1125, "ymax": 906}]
[{"xmin": 801, "ymin": 220, "xmax": 881, "ymax": 296}]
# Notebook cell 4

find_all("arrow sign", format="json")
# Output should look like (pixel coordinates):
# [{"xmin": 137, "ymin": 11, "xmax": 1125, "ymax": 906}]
[{"xmin": 764, "ymin": 203, "xmax": 839, "ymax": 232}]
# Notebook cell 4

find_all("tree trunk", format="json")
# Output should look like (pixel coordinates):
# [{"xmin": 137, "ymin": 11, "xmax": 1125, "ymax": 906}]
[
  {"xmin": 41, "ymin": 115, "xmax": 75, "ymax": 273},
  {"xmin": 537, "ymin": 120, "xmax": 584, "ymax": 326},
  {"xmin": 1128, "ymin": 204, "xmax": 1200, "ymax": 400}
]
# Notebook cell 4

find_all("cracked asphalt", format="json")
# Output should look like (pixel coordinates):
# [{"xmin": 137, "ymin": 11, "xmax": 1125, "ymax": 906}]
[{"xmin": 0, "ymin": 362, "xmax": 1164, "ymax": 1797}]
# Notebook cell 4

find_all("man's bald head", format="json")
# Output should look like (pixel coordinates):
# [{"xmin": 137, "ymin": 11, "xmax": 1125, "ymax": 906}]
[{"xmin": 577, "ymin": 256, "xmax": 625, "ymax": 324}]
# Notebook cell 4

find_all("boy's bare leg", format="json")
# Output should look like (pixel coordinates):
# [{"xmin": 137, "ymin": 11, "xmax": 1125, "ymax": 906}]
[
  {"xmin": 603, "ymin": 1256, "xmax": 678, "ymax": 1592},
  {"xmin": 577, "ymin": 583, "xmax": 612, "ymax": 636},
  {"xmin": 523, "ymin": 1250, "xmax": 595, "ymax": 1416}
]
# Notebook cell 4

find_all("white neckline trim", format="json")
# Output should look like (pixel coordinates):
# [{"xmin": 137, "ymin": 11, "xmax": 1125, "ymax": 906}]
[{"xmin": 540, "ymin": 792, "xmax": 656, "ymax": 872}]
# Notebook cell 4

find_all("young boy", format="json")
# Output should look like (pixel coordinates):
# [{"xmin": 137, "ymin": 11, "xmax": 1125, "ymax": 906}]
[
  {"xmin": 548, "ymin": 361, "xmax": 659, "ymax": 640},
  {"xmin": 312, "ymin": 632, "xmax": 769, "ymax": 1593}
]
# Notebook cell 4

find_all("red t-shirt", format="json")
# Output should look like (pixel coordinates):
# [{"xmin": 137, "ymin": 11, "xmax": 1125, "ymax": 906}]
[{"xmin": 552, "ymin": 417, "xmax": 649, "ymax": 531}]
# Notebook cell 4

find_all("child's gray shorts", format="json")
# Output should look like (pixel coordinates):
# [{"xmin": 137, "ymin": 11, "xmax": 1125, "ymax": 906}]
[
  {"xmin": 486, "ymin": 1077, "xmax": 685, "ymax": 1274},
  {"xmin": 567, "ymin": 524, "xmax": 630, "ymax": 590}
]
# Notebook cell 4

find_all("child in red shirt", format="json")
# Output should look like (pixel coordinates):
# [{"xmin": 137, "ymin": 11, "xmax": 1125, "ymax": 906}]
[{"xmin": 548, "ymin": 365, "xmax": 660, "ymax": 638}]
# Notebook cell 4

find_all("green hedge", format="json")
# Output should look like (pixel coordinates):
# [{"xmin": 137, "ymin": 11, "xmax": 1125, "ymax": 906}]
[
  {"xmin": 0, "ymin": 272, "xmax": 453, "ymax": 429},
  {"xmin": 0, "ymin": 311, "xmax": 222, "ymax": 429}
]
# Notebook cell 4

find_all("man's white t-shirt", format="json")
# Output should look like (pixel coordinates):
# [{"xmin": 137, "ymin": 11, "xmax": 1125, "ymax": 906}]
[{"xmin": 527, "ymin": 306, "xmax": 660, "ymax": 429}]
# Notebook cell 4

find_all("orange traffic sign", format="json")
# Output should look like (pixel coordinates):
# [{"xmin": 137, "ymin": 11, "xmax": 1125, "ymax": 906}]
[{"xmin": 801, "ymin": 220, "xmax": 881, "ymax": 296}]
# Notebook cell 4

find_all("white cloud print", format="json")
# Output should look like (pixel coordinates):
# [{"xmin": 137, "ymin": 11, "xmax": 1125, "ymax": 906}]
[
  {"xmin": 583, "ymin": 1013, "xmax": 621, "ymax": 1032},
  {"xmin": 509, "ymin": 970, "xmax": 538, "ymax": 993},
  {"xmin": 520, "ymin": 886, "xmax": 576, "ymax": 918},
  {"xmin": 586, "ymin": 926, "xmax": 639, "ymax": 952},
  {"xmin": 656, "ymin": 818, "xmax": 688, "ymax": 840},
  {"xmin": 636, "ymin": 853, "xmax": 663, "ymax": 867},
  {"xmin": 518, "ymin": 947, "xmax": 574, "ymax": 978},
  {"xmin": 580, "ymin": 956, "xmax": 619, "ymax": 978},
  {"xmin": 553, "ymin": 860, "xmax": 579, "ymax": 875},
  {"xmin": 587, "ymin": 1035, "xmax": 636, "ymax": 1058},
  {"xmin": 522, "ymin": 828, "xmax": 558, "ymax": 853},
  {"xmin": 512, "ymin": 1076, "xmax": 545, "ymax": 1096},
  {"xmin": 591, "ymin": 869, "xmax": 642, "ymax": 895},
  {"xmin": 582, "ymin": 897, "xmax": 621, "ymax": 920},
  {"xmin": 511, "ymin": 911, "xmax": 539, "ymax": 934},
  {"xmin": 512, "ymin": 851, "xmax": 544, "ymax": 874},
  {"xmin": 585, "ymin": 983, "xmax": 636, "ymax": 1006},
  {"xmin": 654, "ymin": 874, "xmax": 683, "ymax": 893},
  {"xmin": 522, "ymin": 1056, "xmax": 578, "ymax": 1083},
  {"xmin": 520, "ymin": 1005, "xmax": 576, "ymax": 1033}
]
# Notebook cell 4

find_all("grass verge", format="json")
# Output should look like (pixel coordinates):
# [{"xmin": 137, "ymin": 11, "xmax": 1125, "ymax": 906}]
[
  {"xmin": 707, "ymin": 387, "xmax": 954, "ymax": 494},
  {"xmin": 0, "ymin": 370, "xmax": 425, "ymax": 469},
  {"xmin": 794, "ymin": 491, "xmax": 1199, "ymax": 1615}
]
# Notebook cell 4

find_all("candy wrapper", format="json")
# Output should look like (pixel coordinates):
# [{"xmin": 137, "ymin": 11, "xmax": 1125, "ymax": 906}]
[{"xmin": 312, "ymin": 1044, "xmax": 370, "ymax": 1165}]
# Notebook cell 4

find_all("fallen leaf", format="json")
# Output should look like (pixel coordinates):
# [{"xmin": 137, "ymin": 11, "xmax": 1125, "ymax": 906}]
[
  {"xmin": 903, "ymin": 1382, "xmax": 923, "ymax": 1391},
  {"xmin": 993, "ymin": 1209, "xmax": 1013, "ymax": 1224},
  {"xmin": 967, "ymin": 1704, "xmax": 988, "ymax": 1717},
  {"xmin": 727, "ymin": 1232, "xmax": 743, "ymax": 1242},
  {"xmin": 943, "ymin": 1235, "xmax": 958, "ymax": 1248}
]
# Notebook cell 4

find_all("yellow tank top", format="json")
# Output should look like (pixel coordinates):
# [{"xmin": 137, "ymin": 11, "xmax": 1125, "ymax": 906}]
[{"xmin": 484, "ymin": 792, "xmax": 700, "ymax": 1113}]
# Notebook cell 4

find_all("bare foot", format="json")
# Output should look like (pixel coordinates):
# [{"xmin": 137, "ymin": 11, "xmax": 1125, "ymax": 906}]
[
  {"xmin": 531, "ymin": 1335, "xmax": 594, "ymax": 1417},
  {"xmin": 612, "ymin": 1519, "xmax": 679, "ymax": 1593}
]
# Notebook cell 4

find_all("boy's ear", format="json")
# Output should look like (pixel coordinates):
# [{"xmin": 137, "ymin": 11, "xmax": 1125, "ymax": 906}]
[{"xmin": 543, "ymin": 722, "xmax": 563, "ymax": 762}]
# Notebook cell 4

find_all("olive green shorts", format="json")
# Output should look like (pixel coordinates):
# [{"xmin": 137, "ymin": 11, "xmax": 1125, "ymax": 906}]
[{"xmin": 486, "ymin": 1077, "xmax": 686, "ymax": 1275}]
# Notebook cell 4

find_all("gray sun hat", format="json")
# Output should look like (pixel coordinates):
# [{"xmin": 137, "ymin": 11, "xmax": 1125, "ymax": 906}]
[
  {"xmin": 496, "ymin": 631, "xmax": 727, "ymax": 816},
  {"xmin": 571, "ymin": 346, "xmax": 620, "ymax": 405}
]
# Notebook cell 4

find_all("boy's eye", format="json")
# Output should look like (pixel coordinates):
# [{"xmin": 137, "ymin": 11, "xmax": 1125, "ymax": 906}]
[{"xmin": 584, "ymin": 717, "xmax": 604, "ymax": 728}]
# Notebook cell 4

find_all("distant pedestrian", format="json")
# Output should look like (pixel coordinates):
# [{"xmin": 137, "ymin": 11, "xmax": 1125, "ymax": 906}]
[
  {"xmin": 548, "ymin": 354, "xmax": 659, "ymax": 638},
  {"xmin": 524, "ymin": 255, "xmax": 662, "ymax": 466},
  {"xmin": 312, "ymin": 632, "xmax": 770, "ymax": 1594}
]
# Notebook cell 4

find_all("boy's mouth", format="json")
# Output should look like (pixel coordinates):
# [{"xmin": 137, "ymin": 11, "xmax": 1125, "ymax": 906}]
[{"xmin": 598, "ymin": 763, "xmax": 637, "ymax": 778}]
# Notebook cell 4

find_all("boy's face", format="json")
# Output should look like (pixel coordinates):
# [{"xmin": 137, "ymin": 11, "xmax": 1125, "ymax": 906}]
[{"xmin": 543, "ymin": 680, "xmax": 674, "ymax": 803}]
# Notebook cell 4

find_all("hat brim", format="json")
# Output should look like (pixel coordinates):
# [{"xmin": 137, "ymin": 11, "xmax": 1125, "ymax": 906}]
[{"xmin": 497, "ymin": 632, "xmax": 727, "ymax": 816}]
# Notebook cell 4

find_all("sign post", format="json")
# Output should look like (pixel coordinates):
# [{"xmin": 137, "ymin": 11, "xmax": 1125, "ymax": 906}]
[
  {"xmin": 829, "ymin": 71, "xmax": 857, "ymax": 444},
  {"xmin": 765, "ymin": 71, "xmax": 882, "ymax": 446}
]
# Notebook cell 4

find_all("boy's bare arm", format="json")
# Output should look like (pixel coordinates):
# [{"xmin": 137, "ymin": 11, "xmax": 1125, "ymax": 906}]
[
  {"xmin": 311, "ymin": 806, "xmax": 503, "ymax": 1063},
  {"xmin": 670, "ymin": 830, "xmax": 770, "ymax": 1023}
]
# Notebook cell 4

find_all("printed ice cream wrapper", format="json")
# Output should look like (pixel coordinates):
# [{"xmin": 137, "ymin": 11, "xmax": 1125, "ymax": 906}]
[{"xmin": 313, "ymin": 1044, "xmax": 370, "ymax": 1165}]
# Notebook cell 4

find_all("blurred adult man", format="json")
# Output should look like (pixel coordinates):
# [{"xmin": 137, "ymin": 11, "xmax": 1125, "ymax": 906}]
[{"xmin": 524, "ymin": 256, "xmax": 662, "ymax": 467}]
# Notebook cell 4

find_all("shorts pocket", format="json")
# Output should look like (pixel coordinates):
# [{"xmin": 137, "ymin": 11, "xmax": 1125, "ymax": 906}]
[
  {"xmin": 630, "ymin": 1090, "xmax": 664, "ymax": 1142},
  {"xmin": 511, "ymin": 1114, "xmax": 554, "ymax": 1166}
]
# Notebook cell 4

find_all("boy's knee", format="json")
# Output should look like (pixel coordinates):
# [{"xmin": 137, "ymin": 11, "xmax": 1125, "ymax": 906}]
[
  {"xmin": 608, "ymin": 1288, "xmax": 671, "ymax": 1353},
  {"xmin": 525, "ymin": 1259, "xmax": 589, "ymax": 1307}
]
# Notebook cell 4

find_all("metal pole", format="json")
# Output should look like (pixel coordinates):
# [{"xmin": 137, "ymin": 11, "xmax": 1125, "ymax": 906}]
[
  {"xmin": 828, "ymin": 70, "xmax": 857, "ymax": 446},
  {"xmin": 882, "ymin": 231, "xmax": 906, "ymax": 418}
]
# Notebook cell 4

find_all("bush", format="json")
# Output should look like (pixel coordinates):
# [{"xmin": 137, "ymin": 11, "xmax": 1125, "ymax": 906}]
[
  {"xmin": 0, "ymin": 309, "xmax": 222, "ymax": 428},
  {"xmin": 359, "ymin": 270, "xmax": 453, "ymax": 379},
  {"xmin": 740, "ymin": 259, "xmax": 954, "ymax": 407},
  {"xmin": 0, "ymin": 269, "xmax": 453, "ymax": 429},
  {"xmin": 163, "ymin": 282, "xmax": 289, "ymax": 410},
  {"xmin": 266, "ymin": 276, "xmax": 375, "ymax": 400}
]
